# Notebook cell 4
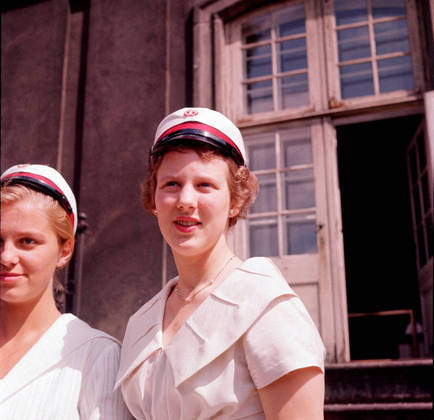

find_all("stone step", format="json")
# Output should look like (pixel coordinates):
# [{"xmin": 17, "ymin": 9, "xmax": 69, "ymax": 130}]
[
  {"xmin": 325, "ymin": 402, "xmax": 432, "ymax": 420},
  {"xmin": 325, "ymin": 358, "xmax": 432, "ymax": 405}
]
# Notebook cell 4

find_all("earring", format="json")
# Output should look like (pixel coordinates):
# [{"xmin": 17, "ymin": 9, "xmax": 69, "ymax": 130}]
[{"xmin": 153, "ymin": 209, "xmax": 158, "ymax": 216}]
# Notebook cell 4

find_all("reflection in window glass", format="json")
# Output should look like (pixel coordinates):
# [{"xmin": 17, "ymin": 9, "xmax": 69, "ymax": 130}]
[
  {"xmin": 334, "ymin": 0, "xmax": 367, "ymax": 26},
  {"xmin": 241, "ymin": 3, "xmax": 308, "ymax": 114},
  {"xmin": 246, "ymin": 80, "xmax": 273, "ymax": 114},
  {"xmin": 249, "ymin": 218, "xmax": 278, "ymax": 257},
  {"xmin": 276, "ymin": 3, "xmax": 305, "ymax": 36},
  {"xmin": 378, "ymin": 56, "xmax": 413, "ymax": 93},
  {"xmin": 252, "ymin": 174, "xmax": 277, "ymax": 213},
  {"xmin": 282, "ymin": 135, "xmax": 312, "ymax": 167},
  {"xmin": 283, "ymin": 169, "xmax": 315, "ymax": 210},
  {"xmin": 285, "ymin": 214, "xmax": 317, "ymax": 254},
  {"xmin": 278, "ymin": 38, "xmax": 307, "ymax": 72},
  {"xmin": 340, "ymin": 62, "xmax": 374, "ymax": 98},
  {"xmin": 242, "ymin": 16, "xmax": 271, "ymax": 43},
  {"xmin": 337, "ymin": 26, "xmax": 371, "ymax": 62},
  {"xmin": 245, "ymin": 127, "xmax": 317, "ymax": 257},
  {"xmin": 334, "ymin": 0, "xmax": 414, "ymax": 99},
  {"xmin": 374, "ymin": 19, "xmax": 409, "ymax": 55},
  {"xmin": 372, "ymin": 0, "xmax": 406, "ymax": 19},
  {"xmin": 245, "ymin": 45, "xmax": 272, "ymax": 79},
  {"xmin": 279, "ymin": 74, "xmax": 309, "ymax": 108},
  {"xmin": 248, "ymin": 140, "xmax": 275, "ymax": 170}
]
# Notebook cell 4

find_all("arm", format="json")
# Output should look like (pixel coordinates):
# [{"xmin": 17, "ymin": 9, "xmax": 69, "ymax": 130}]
[
  {"xmin": 79, "ymin": 339, "xmax": 133, "ymax": 419},
  {"xmin": 258, "ymin": 367, "xmax": 324, "ymax": 420}
]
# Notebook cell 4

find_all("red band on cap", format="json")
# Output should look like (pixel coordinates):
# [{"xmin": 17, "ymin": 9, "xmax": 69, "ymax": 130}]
[
  {"xmin": 3, "ymin": 171, "xmax": 75, "ymax": 228},
  {"xmin": 157, "ymin": 122, "xmax": 243, "ymax": 159}
]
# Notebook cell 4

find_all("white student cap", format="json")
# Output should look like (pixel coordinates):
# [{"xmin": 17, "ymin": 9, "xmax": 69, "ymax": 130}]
[
  {"xmin": 1, "ymin": 164, "xmax": 78, "ymax": 234},
  {"xmin": 151, "ymin": 107, "xmax": 247, "ymax": 165}
]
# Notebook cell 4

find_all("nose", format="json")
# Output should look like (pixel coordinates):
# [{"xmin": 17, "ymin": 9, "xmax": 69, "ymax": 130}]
[
  {"xmin": 0, "ymin": 240, "xmax": 19, "ymax": 268},
  {"xmin": 177, "ymin": 184, "xmax": 196, "ymax": 210}
]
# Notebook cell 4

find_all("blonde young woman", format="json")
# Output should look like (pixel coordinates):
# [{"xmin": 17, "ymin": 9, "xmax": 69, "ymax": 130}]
[
  {"xmin": 0, "ymin": 164, "xmax": 131, "ymax": 419},
  {"xmin": 116, "ymin": 108, "xmax": 326, "ymax": 419}
]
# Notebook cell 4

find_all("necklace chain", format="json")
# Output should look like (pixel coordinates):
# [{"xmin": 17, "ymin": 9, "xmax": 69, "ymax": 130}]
[{"xmin": 175, "ymin": 255, "xmax": 236, "ymax": 303}]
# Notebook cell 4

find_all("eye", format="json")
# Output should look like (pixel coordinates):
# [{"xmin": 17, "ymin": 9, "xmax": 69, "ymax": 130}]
[{"xmin": 20, "ymin": 237, "xmax": 36, "ymax": 246}]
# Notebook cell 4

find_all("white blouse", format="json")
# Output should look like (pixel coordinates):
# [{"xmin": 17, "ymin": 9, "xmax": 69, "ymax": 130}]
[
  {"xmin": 116, "ymin": 257, "xmax": 325, "ymax": 420},
  {"xmin": 0, "ymin": 314, "xmax": 132, "ymax": 420}
]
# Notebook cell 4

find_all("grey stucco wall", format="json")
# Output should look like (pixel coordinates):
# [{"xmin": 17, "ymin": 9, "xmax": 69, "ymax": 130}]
[{"xmin": 1, "ymin": 0, "xmax": 194, "ymax": 339}]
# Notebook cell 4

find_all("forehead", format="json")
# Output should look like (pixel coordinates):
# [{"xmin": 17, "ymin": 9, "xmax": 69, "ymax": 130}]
[
  {"xmin": 1, "ymin": 196, "xmax": 52, "ymax": 227},
  {"xmin": 157, "ymin": 149, "xmax": 230, "ymax": 176}
]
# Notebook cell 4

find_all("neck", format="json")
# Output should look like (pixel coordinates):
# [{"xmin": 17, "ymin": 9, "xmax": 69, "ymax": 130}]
[
  {"xmin": 173, "ymin": 239, "xmax": 234, "ymax": 291},
  {"xmin": 0, "ymin": 292, "xmax": 61, "ymax": 346}
]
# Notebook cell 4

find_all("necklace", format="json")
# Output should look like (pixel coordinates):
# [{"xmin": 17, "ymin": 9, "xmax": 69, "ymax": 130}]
[{"xmin": 175, "ymin": 255, "xmax": 236, "ymax": 303}]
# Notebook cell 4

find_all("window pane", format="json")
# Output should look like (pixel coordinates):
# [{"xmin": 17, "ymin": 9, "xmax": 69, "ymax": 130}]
[
  {"xmin": 282, "ymin": 169, "xmax": 315, "ymax": 210},
  {"xmin": 378, "ymin": 56, "xmax": 413, "ymax": 93},
  {"xmin": 242, "ymin": 15, "xmax": 271, "ymax": 44},
  {"xmin": 281, "ymin": 129, "xmax": 312, "ymax": 167},
  {"xmin": 249, "ymin": 218, "xmax": 278, "ymax": 257},
  {"xmin": 285, "ymin": 213, "xmax": 317, "ymax": 255},
  {"xmin": 251, "ymin": 174, "xmax": 277, "ymax": 213},
  {"xmin": 372, "ymin": 0, "xmax": 406, "ymax": 19},
  {"xmin": 245, "ymin": 45, "xmax": 272, "ymax": 78},
  {"xmin": 279, "ymin": 73, "xmax": 309, "ymax": 109},
  {"xmin": 276, "ymin": 3, "xmax": 305, "ymax": 37},
  {"xmin": 278, "ymin": 38, "xmax": 307, "ymax": 72},
  {"xmin": 334, "ymin": 0, "xmax": 367, "ymax": 26},
  {"xmin": 248, "ymin": 140, "xmax": 275, "ymax": 171},
  {"xmin": 337, "ymin": 26, "xmax": 371, "ymax": 62},
  {"xmin": 375, "ymin": 20, "xmax": 410, "ymax": 55},
  {"xmin": 246, "ymin": 79, "xmax": 273, "ymax": 114},
  {"xmin": 340, "ymin": 62, "xmax": 374, "ymax": 98}
]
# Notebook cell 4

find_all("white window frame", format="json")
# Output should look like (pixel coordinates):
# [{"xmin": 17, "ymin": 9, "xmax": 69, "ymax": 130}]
[
  {"xmin": 323, "ymin": 0, "xmax": 425, "ymax": 109},
  {"xmin": 222, "ymin": 0, "xmax": 325, "ymax": 121}
]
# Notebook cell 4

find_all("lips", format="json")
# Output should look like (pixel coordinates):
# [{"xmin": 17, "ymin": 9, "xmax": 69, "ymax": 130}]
[
  {"xmin": 174, "ymin": 217, "xmax": 201, "ymax": 232},
  {"xmin": 0, "ymin": 273, "xmax": 22, "ymax": 283}
]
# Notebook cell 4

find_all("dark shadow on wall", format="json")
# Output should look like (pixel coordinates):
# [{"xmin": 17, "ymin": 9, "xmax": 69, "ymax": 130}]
[
  {"xmin": 1, "ymin": 0, "xmax": 50, "ymax": 13},
  {"xmin": 64, "ymin": 0, "xmax": 90, "ymax": 313}
]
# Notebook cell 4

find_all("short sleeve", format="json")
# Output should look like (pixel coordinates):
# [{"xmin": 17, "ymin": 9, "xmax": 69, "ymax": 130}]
[
  {"xmin": 242, "ymin": 294, "xmax": 325, "ymax": 389},
  {"xmin": 79, "ymin": 338, "xmax": 133, "ymax": 419}
]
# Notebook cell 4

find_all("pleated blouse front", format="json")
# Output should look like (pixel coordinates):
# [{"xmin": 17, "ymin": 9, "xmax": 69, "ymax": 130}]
[
  {"xmin": 116, "ymin": 257, "xmax": 326, "ymax": 420},
  {"xmin": 0, "ymin": 314, "xmax": 131, "ymax": 420}
]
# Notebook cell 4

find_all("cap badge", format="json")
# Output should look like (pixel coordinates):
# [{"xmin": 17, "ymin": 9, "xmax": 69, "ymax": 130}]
[{"xmin": 184, "ymin": 109, "xmax": 198, "ymax": 117}]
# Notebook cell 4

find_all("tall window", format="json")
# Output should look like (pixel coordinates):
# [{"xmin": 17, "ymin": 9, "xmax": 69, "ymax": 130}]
[
  {"xmin": 246, "ymin": 126, "xmax": 317, "ymax": 257},
  {"xmin": 333, "ymin": 0, "xmax": 415, "ymax": 99},
  {"xmin": 241, "ymin": 1, "xmax": 309, "ymax": 114}
]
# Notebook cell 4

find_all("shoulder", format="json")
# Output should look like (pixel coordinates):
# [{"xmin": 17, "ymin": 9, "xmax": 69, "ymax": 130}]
[
  {"xmin": 215, "ymin": 257, "xmax": 296, "ymax": 306},
  {"xmin": 60, "ymin": 314, "xmax": 120, "ymax": 356}
]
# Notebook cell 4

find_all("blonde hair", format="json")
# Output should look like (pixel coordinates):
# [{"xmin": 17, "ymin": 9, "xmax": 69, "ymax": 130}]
[
  {"xmin": 1, "ymin": 184, "xmax": 75, "ymax": 245},
  {"xmin": 1, "ymin": 184, "xmax": 75, "ymax": 309}
]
